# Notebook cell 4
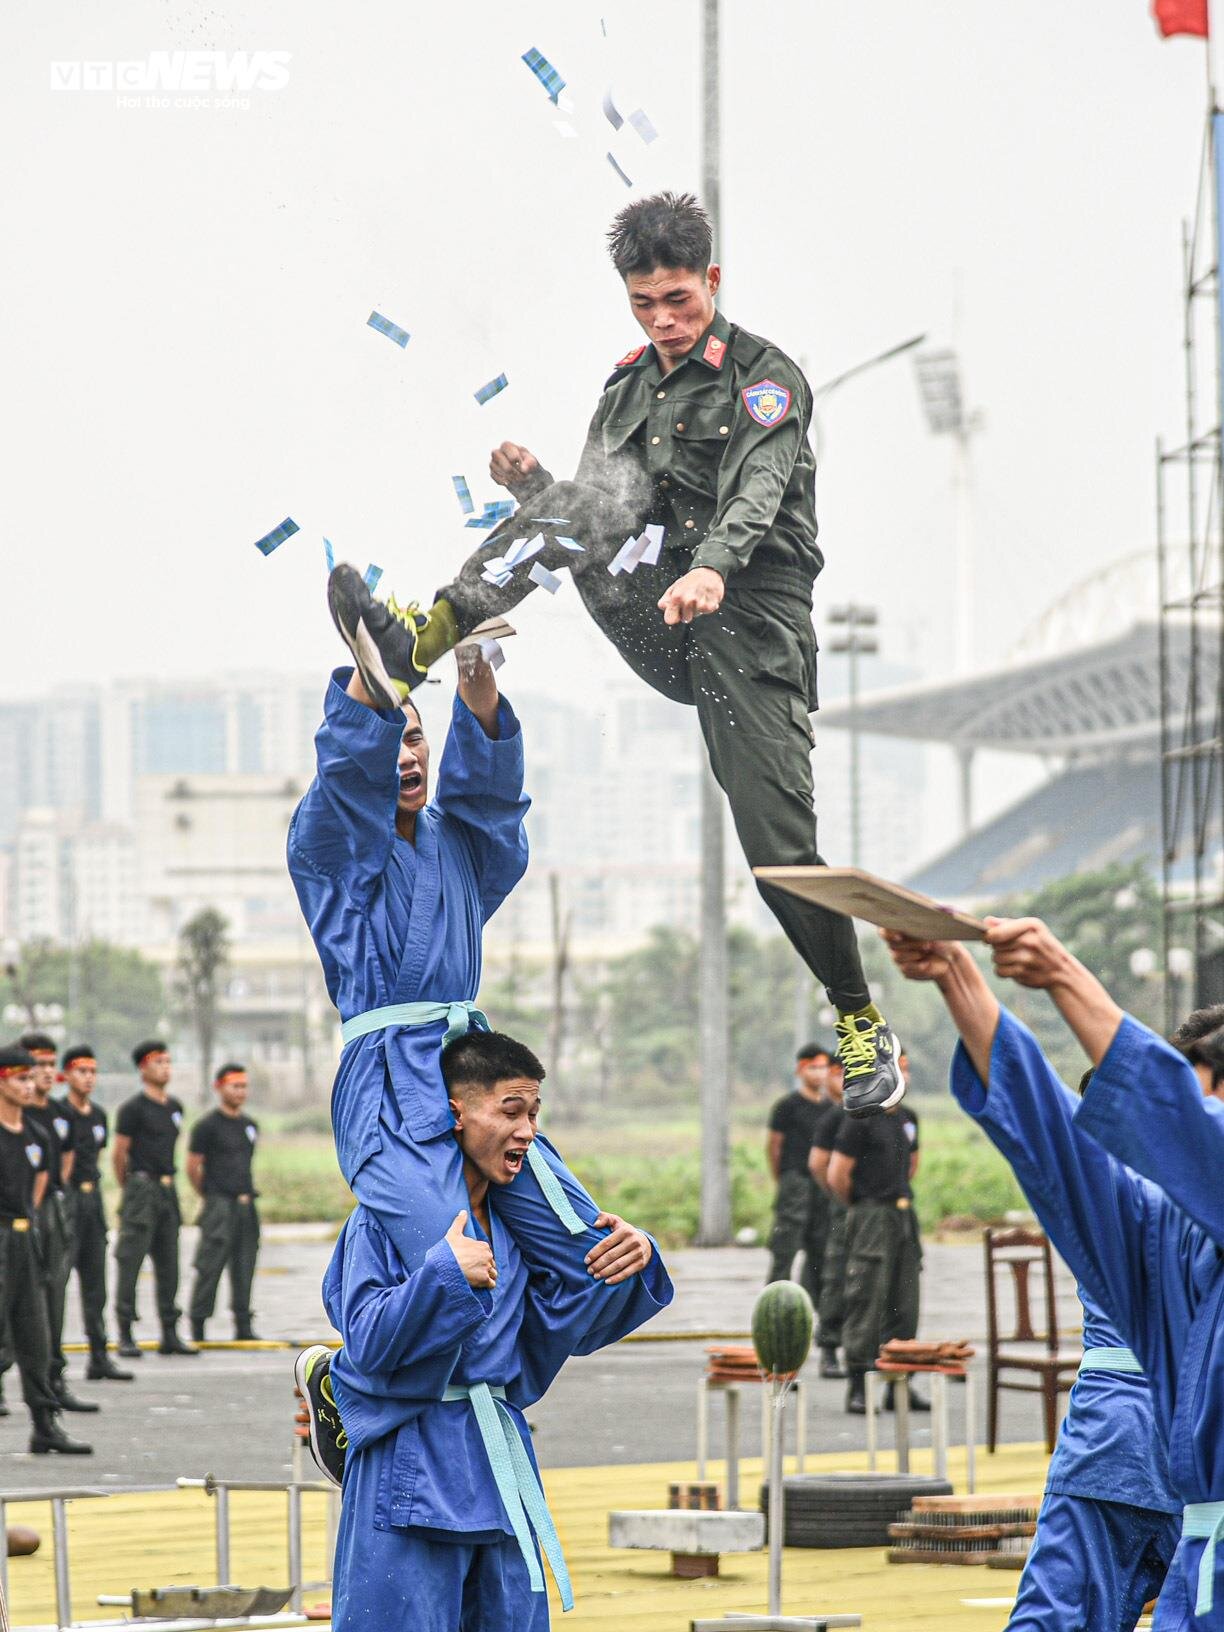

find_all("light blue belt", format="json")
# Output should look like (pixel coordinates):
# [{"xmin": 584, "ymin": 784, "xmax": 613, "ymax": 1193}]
[
  {"xmin": 1079, "ymin": 1346, "xmax": 1143, "ymax": 1375},
  {"xmin": 442, "ymin": 1381, "xmax": 573, "ymax": 1611},
  {"xmin": 341, "ymin": 1000, "xmax": 489, "ymax": 1049},
  {"xmin": 339, "ymin": 1001, "xmax": 587, "ymax": 1237},
  {"xmin": 1184, "ymin": 1502, "xmax": 1224, "ymax": 1615}
]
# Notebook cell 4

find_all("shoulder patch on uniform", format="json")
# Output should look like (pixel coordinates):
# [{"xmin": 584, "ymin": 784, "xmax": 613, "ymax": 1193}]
[
  {"xmin": 741, "ymin": 379, "xmax": 792, "ymax": 427},
  {"xmin": 613, "ymin": 344, "xmax": 646, "ymax": 368},
  {"xmin": 702, "ymin": 333, "xmax": 728, "ymax": 369}
]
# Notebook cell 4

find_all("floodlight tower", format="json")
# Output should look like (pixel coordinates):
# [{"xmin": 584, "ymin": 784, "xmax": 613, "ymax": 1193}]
[{"xmin": 914, "ymin": 348, "xmax": 984, "ymax": 678}]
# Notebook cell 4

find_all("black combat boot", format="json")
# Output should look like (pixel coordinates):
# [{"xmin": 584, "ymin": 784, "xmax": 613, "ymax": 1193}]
[
  {"xmin": 819, "ymin": 1344, "xmax": 846, "ymax": 1379},
  {"xmin": 86, "ymin": 1349, "xmax": 134, "ymax": 1381},
  {"xmin": 116, "ymin": 1326, "xmax": 143, "ymax": 1359},
  {"xmin": 30, "ymin": 1409, "xmax": 92, "ymax": 1455},
  {"xmin": 845, "ymin": 1370, "xmax": 867, "ymax": 1415},
  {"xmin": 158, "ymin": 1323, "xmax": 200, "ymax": 1357}
]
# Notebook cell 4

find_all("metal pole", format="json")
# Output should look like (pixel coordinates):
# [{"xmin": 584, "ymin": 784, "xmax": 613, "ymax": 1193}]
[
  {"xmin": 51, "ymin": 1497, "xmax": 71, "ymax": 1631},
  {"xmin": 0, "ymin": 1498, "xmax": 8, "ymax": 1610},
  {"xmin": 288, "ymin": 1485, "xmax": 303, "ymax": 1614},
  {"xmin": 697, "ymin": 0, "xmax": 731, "ymax": 1247},
  {"xmin": 767, "ymin": 1383, "xmax": 786, "ymax": 1617},
  {"xmin": 725, "ymin": 1385, "xmax": 741, "ymax": 1510},
  {"xmin": 953, "ymin": 429, "xmax": 974, "ymax": 675},
  {"xmin": 215, "ymin": 1483, "xmax": 231, "ymax": 1584}
]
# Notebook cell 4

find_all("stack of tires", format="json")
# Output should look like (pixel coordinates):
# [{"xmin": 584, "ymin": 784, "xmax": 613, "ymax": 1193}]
[{"xmin": 759, "ymin": 1473, "xmax": 954, "ymax": 1548}]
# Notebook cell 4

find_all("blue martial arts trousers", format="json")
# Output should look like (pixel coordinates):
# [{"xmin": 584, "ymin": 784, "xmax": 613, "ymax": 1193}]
[
  {"xmin": 332, "ymin": 1522, "xmax": 550, "ymax": 1632},
  {"xmin": 1008, "ymin": 1493, "xmax": 1181, "ymax": 1632}
]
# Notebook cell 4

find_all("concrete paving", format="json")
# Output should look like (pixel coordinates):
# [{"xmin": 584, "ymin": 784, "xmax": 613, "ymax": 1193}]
[{"xmin": 0, "ymin": 1228, "xmax": 1081, "ymax": 1491}]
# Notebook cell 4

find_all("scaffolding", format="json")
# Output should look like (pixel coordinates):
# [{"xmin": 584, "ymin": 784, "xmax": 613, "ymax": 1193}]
[{"xmin": 1157, "ymin": 111, "xmax": 1224, "ymax": 1028}]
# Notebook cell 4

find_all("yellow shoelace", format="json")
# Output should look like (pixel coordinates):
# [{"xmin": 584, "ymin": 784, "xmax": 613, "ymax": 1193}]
[
  {"xmin": 385, "ymin": 593, "xmax": 424, "ymax": 632},
  {"xmin": 836, "ymin": 1015, "xmax": 876, "ymax": 1075},
  {"xmin": 320, "ymin": 1372, "xmax": 349, "ymax": 1451}
]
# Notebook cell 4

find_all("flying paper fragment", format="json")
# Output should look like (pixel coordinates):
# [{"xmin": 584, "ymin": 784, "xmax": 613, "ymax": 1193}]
[
  {"xmin": 529, "ymin": 516, "xmax": 571, "ymax": 524},
  {"xmin": 480, "ymin": 638, "xmax": 506, "ymax": 670},
  {"xmin": 608, "ymin": 527, "xmax": 663, "ymax": 576},
  {"xmin": 522, "ymin": 47, "xmax": 565, "ymax": 104},
  {"xmin": 602, "ymin": 89, "xmax": 624, "ymax": 130},
  {"xmin": 640, "ymin": 522, "xmax": 665, "ymax": 563},
  {"xmin": 606, "ymin": 152, "xmax": 633, "ymax": 188},
  {"xmin": 323, "ymin": 537, "xmax": 335, "ymax": 572},
  {"xmin": 628, "ymin": 108, "xmax": 658, "ymax": 144},
  {"xmin": 452, "ymin": 475, "xmax": 475, "ymax": 515},
  {"xmin": 363, "ymin": 563, "xmax": 383, "ymax": 593},
  {"xmin": 528, "ymin": 561, "xmax": 562, "ymax": 594},
  {"xmin": 253, "ymin": 517, "xmax": 299, "ymax": 557},
  {"xmin": 367, "ymin": 311, "xmax": 410, "ymax": 348},
  {"xmin": 474, "ymin": 373, "xmax": 509, "ymax": 405},
  {"xmin": 504, "ymin": 533, "xmax": 546, "ymax": 567},
  {"xmin": 483, "ymin": 555, "xmax": 510, "ymax": 577},
  {"xmin": 554, "ymin": 121, "xmax": 578, "ymax": 139},
  {"xmin": 482, "ymin": 568, "xmax": 513, "ymax": 588},
  {"xmin": 555, "ymin": 536, "xmax": 585, "ymax": 552}
]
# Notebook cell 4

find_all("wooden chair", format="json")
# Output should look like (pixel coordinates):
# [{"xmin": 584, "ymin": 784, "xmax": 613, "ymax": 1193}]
[{"xmin": 983, "ymin": 1226, "xmax": 1081, "ymax": 1454}]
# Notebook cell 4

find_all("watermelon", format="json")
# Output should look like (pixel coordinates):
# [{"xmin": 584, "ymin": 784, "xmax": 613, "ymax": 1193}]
[{"xmin": 752, "ymin": 1281, "xmax": 815, "ymax": 1378}]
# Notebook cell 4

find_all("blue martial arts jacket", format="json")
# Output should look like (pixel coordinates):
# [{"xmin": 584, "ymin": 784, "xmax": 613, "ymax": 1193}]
[
  {"xmin": 323, "ymin": 1200, "xmax": 674, "ymax": 1536},
  {"xmin": 1045, "ymin": 1281, "xmax": 1179, "ymax": 1513},
  {"xmin": 950, "ymin": 1010, "xmax": 1224, "ymax": 1626},
  {"xmin": 287, "ymin": 670, "xmax": 530, "ymax": 1189}
]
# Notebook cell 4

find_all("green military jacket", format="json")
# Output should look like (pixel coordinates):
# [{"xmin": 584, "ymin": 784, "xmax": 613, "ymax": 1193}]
[{"xmin": 575, "ymin": 308, "xmax": 822, "ymax": 594}]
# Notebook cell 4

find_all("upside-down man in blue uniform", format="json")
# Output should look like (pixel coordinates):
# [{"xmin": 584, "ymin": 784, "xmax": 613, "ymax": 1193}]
[
  {"xmin": 288, "ymin": 643, "xmax": 667, "ymax": 1469},
  {"xmin": 318, "ymin": 1028, "xmax": 672, "ymax": 1630},
  {"xmin": 880, "ymin": 917, "xmax": 1224, "ymax": 1632}
]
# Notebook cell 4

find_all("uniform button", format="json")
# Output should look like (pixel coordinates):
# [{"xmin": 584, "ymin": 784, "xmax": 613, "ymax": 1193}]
[
  {"xmin": 650, "ymin": 435, "xmax": 661, "ymax": 445},
  {"xmin": 656, "ymin": 390, "xmax": 666, "ymax": 400},
  {"xmin": 676, "ymin": 422, "xmax": 686, "ymax": 432},
  {"xmin": 719, "ymin": 425, "xmax": 730, "ymax": 435},
  {"xmin": 684, "ymin": 519, "xmax": 696, "ymax": 530},
  {"xmin": 660, "ymin": 478, "xmax": 671, "ymax": 488}
]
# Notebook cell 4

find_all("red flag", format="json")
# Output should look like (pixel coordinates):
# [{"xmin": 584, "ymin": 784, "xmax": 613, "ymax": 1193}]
[{"xmin": 1153, "ymin": 0, "xmax": 1209, "ymax": 37}]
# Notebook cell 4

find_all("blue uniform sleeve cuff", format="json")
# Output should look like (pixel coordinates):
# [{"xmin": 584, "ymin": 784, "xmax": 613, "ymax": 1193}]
[
  {"xmin": 451, "ymin": 692, "xmax": 522, "ymax": 744},
  {"xmin": 429, "ymin": 1236, "xmax": 494, "ymax": 1319},
  {"xmin": 1077, "ymin": 1013, "xmax": 1176, "ymax": 1142},
  {"xmin": 326, "ymin": 668, "xmax": 409, "ymax": 733}
]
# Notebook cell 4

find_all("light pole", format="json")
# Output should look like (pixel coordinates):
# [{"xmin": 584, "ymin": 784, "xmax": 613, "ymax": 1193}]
[
  {"xmin": 696, "ymin": 0, "xmax": 731, "ymax": 1247},
  {"xmin": 828, "ymin": 605, "xmax": 880, "ymax": 868}
]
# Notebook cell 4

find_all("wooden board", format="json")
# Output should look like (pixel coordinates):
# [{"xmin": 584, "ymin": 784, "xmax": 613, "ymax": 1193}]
[{"xmin": 752, "ymin": 867, "xmax": 987, "ymax": 941}]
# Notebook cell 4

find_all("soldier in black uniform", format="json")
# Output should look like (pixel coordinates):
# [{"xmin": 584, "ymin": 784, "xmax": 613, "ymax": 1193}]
[
  {"xmin": 808, "ymin": 1060, "xmax": 849, "ymax": 1379},
  {"xmin": 0, "ymin": 1045, "xmax": 90, "ymax": 1454},
  {"xmin": 324, "ymin": 191, "xmax": 903, "ymax": 1121},
  {"xmin": 187, "ymin": 1062, "xmax": 261, "ymax": 1342},
  {"xmin": 765, "ymin": 1044, "xmax": 832, "ymax": 1305},
  {"xmin": 829, "ymin": 1054, "xmax": 926, "ymax": 1414},
  {"xmin": 112, "ymin": 1040, "xmax": 198, "ymax": 1359},
  {"xmin": 20, "ymin": 1032, "xmax": 99, "ymax": 1415},
  {"xmin": 60, "ymin": 1044, "xmax": 132, "ymax": 1381}
]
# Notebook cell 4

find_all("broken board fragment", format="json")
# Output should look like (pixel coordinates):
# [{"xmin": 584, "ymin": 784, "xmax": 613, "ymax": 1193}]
[{"xmin": 752, "ymin": 866, "xmax": 987, "ymax": 941}]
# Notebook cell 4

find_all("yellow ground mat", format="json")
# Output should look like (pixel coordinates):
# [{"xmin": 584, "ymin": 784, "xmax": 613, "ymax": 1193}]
[{"xmin": 2, "ymin": 1442, "xmax": 1050, "ymax": 1630}]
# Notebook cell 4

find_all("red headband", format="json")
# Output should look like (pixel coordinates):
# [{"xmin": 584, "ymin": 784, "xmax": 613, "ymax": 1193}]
[{"xmin": 216, "ymin": 1071, "xmax": 247, "ymax": 1086}]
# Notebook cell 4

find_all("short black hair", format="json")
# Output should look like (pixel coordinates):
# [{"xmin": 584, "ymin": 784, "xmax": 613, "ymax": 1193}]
[
  {"xmin": 1176, "ymin": 1022, "xmax": 1224, "ymax": 1086},
  {"xmin": 214, "ymin": 1062, "xmax": 246, "ymax": 1083},
  {"xmin": 607, "ymin": 191, "xmax": 713, "ymax": 278},
  {"xmin": 441, "ymin": 1030, "xmax": 546, "ymax": 1097},
  {"xmin": 796, "ymin": 1042, "xmax": 831, "ymax": 1063},
  {"xmin": 132, "ymin": 1038, "xmax": 169, "ymax": 1068},
  {"xmin": 20, "ymin": 1032, "xmax": 57, "ymax": 1056},
  {"xmin": 61, "ymin": 1043, "xmax": 96, "ymax": 1069},
  {"xmin": 0, "ymin": 1044, "xmax": 34, "ymax": 1072},
  {"xmin": 1170, "ymin": 1003, "xmax": 1224, "ymax": 1052}
]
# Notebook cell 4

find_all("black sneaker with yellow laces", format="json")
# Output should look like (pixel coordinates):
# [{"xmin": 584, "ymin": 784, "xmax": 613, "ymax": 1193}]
[
  {"xmin": 293, "ymin": 1345, "xmax": 346, "ymax": 1490},
  {"xmin": 837, "ymin": 1011, "xmax": 905, "ymax": 1119},
  {"xmin": 327, "ymin": 565, "xmax": 458, "ymax": 709}
]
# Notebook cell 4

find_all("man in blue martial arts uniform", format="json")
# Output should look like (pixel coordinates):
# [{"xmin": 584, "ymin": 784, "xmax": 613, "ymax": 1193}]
[
  {"xmin": 317, "ymin": 1029, "xmax": 673, "ymax": 1631},
  {"xmin": 880, "ymin": 918, "xmax": 1224, "ymax": 1631},
  {"xmin": 289, "ymin": 642, "xmax": 663, "ymax": 1334}
]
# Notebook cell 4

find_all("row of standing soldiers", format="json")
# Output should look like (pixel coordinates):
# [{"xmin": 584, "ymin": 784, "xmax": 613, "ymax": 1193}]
[
  {"xmin": 0, "ymin": 1036, "xmax": 261, "ymax": 1454},
  {"xmin": 767, "ymin": 1041, "xmax": 924, "ymax": 1415}
]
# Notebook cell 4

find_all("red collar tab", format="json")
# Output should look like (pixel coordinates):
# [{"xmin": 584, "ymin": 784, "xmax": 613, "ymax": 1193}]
[
  {"xmin": 613, "ymin": 344, "xmax": 646, "ymax": 368},
  {"xmin": 702, "ymin": 333, "xmax": 728, "ymax": 369}
]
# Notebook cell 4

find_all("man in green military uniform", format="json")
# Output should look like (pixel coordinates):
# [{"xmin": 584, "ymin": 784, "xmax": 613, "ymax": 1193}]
[
  {"xmin": 187, "ymin": 1062, "xmax": 261, "ymax": 1343},
  {"xmin": 326, "ymin": 191, "xmax": 902, "ymax": 1114},
  {"xmin": 112, "ymin": 1041, "xmax": 198, "ymax": 1359}
]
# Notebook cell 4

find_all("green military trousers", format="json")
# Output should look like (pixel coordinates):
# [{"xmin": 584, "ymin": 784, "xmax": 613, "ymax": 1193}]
[
  {"xmin": 113, "ymin": 1174, "xmax": 182, "ymax": 1330},
  {"xmin": 817, "ymin": 1196, "xmax": 849, "ymax": 1349},
  {"xmin": 441, "ymin": 481, "xmax": 871, "ymax": 1010},
  {"xmin": 841, "ymin": 1199, "xmax": 922, "ymax": 1375},
  {"xmin": 189, "ymin": 1196, "xmax": 260, "ymax": 1334},
  {"xmin": 36, "ymin": 1192, "xmax": 73, "ymax": 1387},
  {"xmin": 767, "ymin": 1171, "xmax": 830, "ymax": 1306}
]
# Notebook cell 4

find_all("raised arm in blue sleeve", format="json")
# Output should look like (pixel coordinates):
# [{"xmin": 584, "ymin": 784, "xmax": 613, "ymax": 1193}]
[
  {"xmin": 1077, "ymin": 1013, "xmax": 1224, "ymax": 1248},
  {"xmin": 511, "ymin": 1240, "xmax": 675, "ymax": 1406},
  {"xmin": 950, "ymin": 1007, "xmax": 1158, "ymax": 1347},
  {"xmin": 432, "ymin": 693, "xmax": 530, "ymax": 919},
  {"xmin": 287, "ymin": 669, "xmax": 403, "ymax": 901}
]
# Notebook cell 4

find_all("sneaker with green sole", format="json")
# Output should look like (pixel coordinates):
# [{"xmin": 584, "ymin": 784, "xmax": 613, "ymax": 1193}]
[{"xmin": 293, "ymin": 1345, "xmax": 347, "ymax": 1490}]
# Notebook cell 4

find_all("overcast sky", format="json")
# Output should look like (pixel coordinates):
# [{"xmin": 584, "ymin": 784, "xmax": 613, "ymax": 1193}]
[{"xmin": 2, "ymin": 0, "xmax": 1210, "ymax": 855}]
